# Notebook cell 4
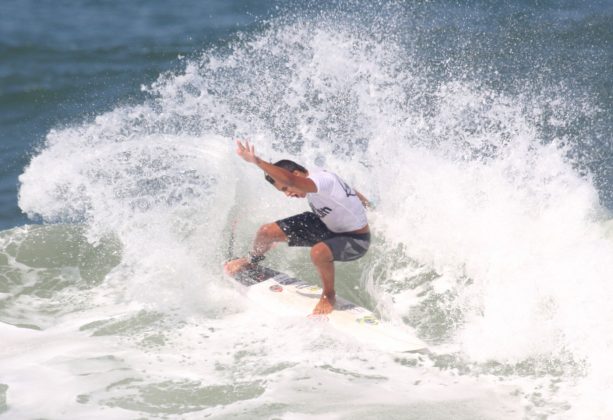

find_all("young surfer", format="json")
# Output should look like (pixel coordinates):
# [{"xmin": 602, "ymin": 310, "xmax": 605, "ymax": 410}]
[{"xmin": 225, "ymin": 140, "xmax": 371, "ymax": 315}]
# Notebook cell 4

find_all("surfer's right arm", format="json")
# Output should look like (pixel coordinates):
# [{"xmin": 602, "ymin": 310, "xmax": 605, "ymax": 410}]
[{"xmin": 235, "ymin": 140, "xmax": 317, "ymax": 193}]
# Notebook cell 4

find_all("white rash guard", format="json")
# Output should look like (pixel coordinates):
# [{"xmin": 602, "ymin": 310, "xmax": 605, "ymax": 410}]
[{"xmin": 306, "ymin": 169, "xmax": 367, "ymax": 233}]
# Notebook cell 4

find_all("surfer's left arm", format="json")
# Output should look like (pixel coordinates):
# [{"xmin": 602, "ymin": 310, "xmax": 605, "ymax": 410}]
[{"xmin": 355, "ymin": 190, "xmax": 372, "ymax": 209}]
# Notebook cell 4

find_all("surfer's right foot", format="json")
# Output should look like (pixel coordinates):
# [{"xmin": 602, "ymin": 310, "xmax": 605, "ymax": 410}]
[{"xmin": 312, "ymin": 293, "xmax": 336, "ymax": 315}]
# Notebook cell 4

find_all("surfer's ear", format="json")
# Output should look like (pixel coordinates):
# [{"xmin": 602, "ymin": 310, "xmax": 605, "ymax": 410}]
[{"xmin": 265, "ymin": 173, "xmax": 275, "ymax": 184}]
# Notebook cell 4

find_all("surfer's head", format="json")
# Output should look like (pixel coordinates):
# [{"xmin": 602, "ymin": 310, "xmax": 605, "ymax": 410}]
[
  {"xmin": 264, "ymin": 160, "xmax": 308, "ymax": 184},
  {"xmin": 265, "ymin": 159, "xmax": 308, "ymax": 198}
]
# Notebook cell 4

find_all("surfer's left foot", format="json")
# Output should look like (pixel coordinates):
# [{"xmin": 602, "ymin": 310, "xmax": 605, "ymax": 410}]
[
  {"xmin": 223, "ymin": 257, "xmax": 252, "ymax": 276},
  {"xmin": 225, "ymin": 252, "xmax": 266, "ymax": 276},
  {"xmin": 313, "ymin": 294, "xmax": 336, "ymax": 315}
]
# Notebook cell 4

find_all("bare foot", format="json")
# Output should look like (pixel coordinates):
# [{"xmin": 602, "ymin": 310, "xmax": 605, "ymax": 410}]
[
  {"xmin": 223, "ymin": 257, "xmax": 251, "ymax": 276},
  {"xmin": 312, "ymin": 294, "xmax": 336, "ymax": 315}
]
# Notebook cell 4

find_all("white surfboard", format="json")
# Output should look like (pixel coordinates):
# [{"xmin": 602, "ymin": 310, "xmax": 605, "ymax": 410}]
[{"xmin": 230, "ymin": 265, "xmax": 427, "ymax": 353}]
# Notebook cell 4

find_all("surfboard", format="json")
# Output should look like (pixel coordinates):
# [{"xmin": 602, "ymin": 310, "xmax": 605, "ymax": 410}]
[{"xmin": 229, "ymin": 265, "xmax": 428, "ymax": 353}]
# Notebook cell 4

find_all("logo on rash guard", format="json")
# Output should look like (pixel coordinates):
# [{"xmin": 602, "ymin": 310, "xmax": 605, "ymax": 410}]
[
  {"xmin": 333, "ymin": 174, "xmax": 356, "ymax": 198},
  {"xmin": 310, "ymin": 203, "xmax": 332, "ymax": 218}
]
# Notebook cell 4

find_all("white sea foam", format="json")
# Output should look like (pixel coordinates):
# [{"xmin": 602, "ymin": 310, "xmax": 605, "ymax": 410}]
[{"xmin": 9, "ymin": 12, "xmax": 613, "ymax": 419}]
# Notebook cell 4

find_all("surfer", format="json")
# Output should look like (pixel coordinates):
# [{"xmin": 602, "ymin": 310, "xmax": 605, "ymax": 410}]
[{"xmin": 225, "ymin": 140, "xmax": 371, "ymax": 315}]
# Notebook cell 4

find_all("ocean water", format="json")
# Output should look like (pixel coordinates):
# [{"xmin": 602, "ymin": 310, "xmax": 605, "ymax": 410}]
[{"xmin": 1, "ymin": 0, "xmax": 612, "ymax": 418}]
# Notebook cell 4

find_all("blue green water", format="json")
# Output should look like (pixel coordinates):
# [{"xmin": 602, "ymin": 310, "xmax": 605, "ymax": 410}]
[{"xmin": 1, "ymin": 1, "xmax": 612, "ymax": 418}]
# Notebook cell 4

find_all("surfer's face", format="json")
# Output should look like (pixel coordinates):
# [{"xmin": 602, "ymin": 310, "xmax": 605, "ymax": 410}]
[
  {"xmin": 270, "ymin": 169, "xmax": 308, "ymax": 198},
  {"xmin": 275, "ymin": 183, "xmax": 306, "ymax": 198},
  {"xmin": 274, "ymin": 170, "xmax": 307, "ymax": 198}
]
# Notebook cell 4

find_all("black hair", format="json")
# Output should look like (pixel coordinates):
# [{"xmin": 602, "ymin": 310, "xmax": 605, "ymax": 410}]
[{"xmin": 264, "ymin": 159, "xmax": 307, "ymax": 184}]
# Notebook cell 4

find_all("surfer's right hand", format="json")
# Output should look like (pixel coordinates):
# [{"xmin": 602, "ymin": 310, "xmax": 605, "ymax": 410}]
[{"xmin": 236, "ymin": 140, "xmax": 259, "ymax": 164}]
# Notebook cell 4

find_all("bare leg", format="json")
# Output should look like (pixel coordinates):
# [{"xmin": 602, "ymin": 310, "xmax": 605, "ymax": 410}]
[
  {"xmin": 251, "ymin": 223, "xmax": 287, "ymax": 256},
  {"xmin": 310, "ymin": 242, "xmax": 336, "ymax": 314},
  {"xmin": 224, "ymin": 223, "xmax": 287, "ymax": 275}
]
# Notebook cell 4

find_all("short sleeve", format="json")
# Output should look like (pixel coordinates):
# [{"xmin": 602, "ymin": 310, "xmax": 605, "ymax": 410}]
[{"xmin": 308, "ymin": 170, "xmax": 335, "ymax": 195}]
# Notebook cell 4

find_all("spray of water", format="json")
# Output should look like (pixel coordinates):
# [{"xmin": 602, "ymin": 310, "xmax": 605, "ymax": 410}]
[{"xmin": 15, "ymin": 6, "xmax": 613, "ymax": 418}]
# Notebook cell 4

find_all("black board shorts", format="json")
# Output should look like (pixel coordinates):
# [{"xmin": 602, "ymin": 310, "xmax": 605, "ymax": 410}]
[{"xmin": 276, "ymin": 212, "xmax": 370, "ymax": 262}]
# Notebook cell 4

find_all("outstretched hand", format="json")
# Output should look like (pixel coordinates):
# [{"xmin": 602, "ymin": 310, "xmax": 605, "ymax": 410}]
[{"xmin": 236, "ymin": 140, "xmax": 259, "ymax": 164}]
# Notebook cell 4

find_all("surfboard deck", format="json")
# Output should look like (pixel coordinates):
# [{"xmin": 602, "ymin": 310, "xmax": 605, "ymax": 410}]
[{"xmin": 230, "ymin": 264, "xmax": 428, "ymax": 353}]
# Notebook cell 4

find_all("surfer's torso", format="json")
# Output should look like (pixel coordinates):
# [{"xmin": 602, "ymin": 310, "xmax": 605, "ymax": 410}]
[{"xmin": 307, "ymin": 169, "xmax": 368, "ymax": 233}]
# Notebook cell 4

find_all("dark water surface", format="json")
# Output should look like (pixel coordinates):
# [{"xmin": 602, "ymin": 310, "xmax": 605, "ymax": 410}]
[{"xmin": 1, "ymin": 0, "xmax": 277, "ymax": 228}]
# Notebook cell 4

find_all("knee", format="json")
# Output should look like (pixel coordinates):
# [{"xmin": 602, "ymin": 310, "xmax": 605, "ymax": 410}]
[
  {"xmin": 257, "ymin": 223, "xmax": 284, "ymax": 241},
  {"xmin": 310, "ymin": 243, "xmax": 333, "ymax": 264}
]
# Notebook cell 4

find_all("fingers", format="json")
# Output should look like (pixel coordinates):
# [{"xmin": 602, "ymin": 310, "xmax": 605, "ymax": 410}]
[
  {"xmin": 235, "ymin": 139, "xmax": 255, "ymax": 156},
  {"xmin": 235, "ymin": 140, "xmax": 246, "ymax": 157}
]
